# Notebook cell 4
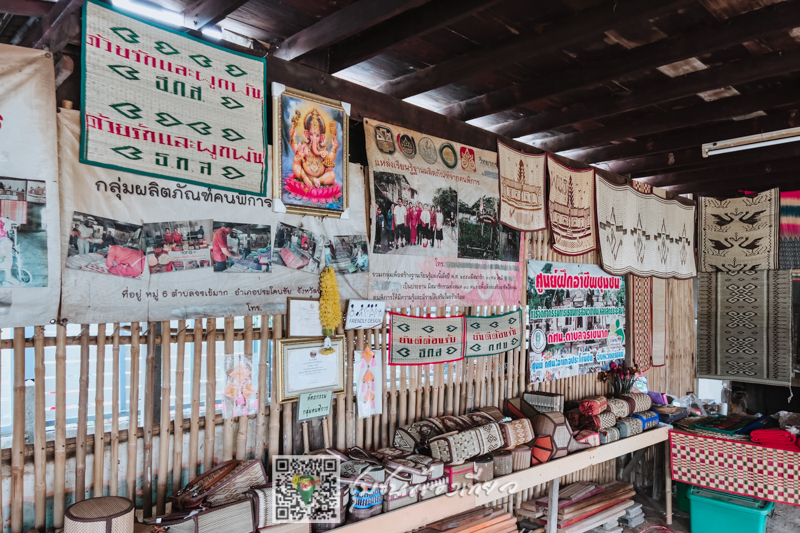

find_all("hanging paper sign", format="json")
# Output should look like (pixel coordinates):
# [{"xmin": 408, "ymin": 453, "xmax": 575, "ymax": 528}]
[
  {"xmin": 222, "ymin": 352, "xmax": 258, "ymax": 419},
  {"xmin": 527, "ymin": 261, "xmax": 625, "ymax": 383},
  {"xmin": 388, "ymin": 313, "xmax": 466, "ymax": 365},
  {"xmin": 355, "ymin": 346, "xmax": 383, "ymax": 418},
  {"xmin": 465, "ymin": 309, "xmax": 524, "ymax": 357},
  {"xmin": 82, "ymin": 0, "xmax": 268, "ymax": 195},
  {"xmin": 298, "ymin": 390, "xmax": 333, "ymax": 421},
  {"xmin": 497, "ymin": 141, "xmax": 546, "ymax": 232},
  {"xmin": 345, "ymin": 300, "xmax": 386, "ymax": 330}
]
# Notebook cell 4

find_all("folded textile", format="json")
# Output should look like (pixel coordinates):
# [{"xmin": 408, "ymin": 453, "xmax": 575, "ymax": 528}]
[
  {"xmin": 751, "ymin": 429, "xmax": 797, "ymax": 446},
  {"xmin": 647, "ymin": 391, "xmax": 667, "ymax": 405},
  {"xmin": 579, "ymin": 396, "xmax": 608, "ymax": 416},
  {"xmin": 605, "ymin": 398, "xmax": 630, "ymax": 418}
]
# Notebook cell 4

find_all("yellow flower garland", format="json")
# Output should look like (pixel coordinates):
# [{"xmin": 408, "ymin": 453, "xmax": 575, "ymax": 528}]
[{"xmin": 319, "ymin": 266, "xmax": 342, "ymax": 354}]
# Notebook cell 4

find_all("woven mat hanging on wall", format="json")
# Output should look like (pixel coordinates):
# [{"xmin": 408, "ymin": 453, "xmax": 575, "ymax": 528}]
[
  {"xmin": 698, "ymin": 188, "xmax": 779, "ymax": 273},
  {"xmin": 388, "ymin": 313, "xmax": 465, "ymax": 365},
  {"xmin": 497, "ymin": 141, "xmax": 546, "ymax": 231},
  {"xmin": 697, "ymin": 270, "xmax": 793, "ymax": 386},
  {"xmin": 628, "ymin": 274, "xmax": 652, "ymax": 371},
  {"xmin": 779, "ymin": 191, "xmax": 800, "ymax": 269},
  {"xmin": 546, "ymin": 155, "xmax": 597, "ymax": 256},
  {"xmin": 651, "ymin": 277, "xmax": 667, "ymax": 367},
  {"xmin": 595, "ymin": 176, "xmax": 696, "ymax": 278}
]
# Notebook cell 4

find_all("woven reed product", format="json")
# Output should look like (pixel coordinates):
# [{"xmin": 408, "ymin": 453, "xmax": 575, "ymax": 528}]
[
  {"xmin": 579, "ymin": 396, "xmax": 608, "ymax": 416},
  {"xmin": 370, "ymin": 447, "xmax": 407, "ymax": 461},
  {"xmin": 65, "ymin": 496, "xmax": 134, "ymax": 533},
  {"xmin": 462, "ymin": 411, "xmax": 497, "ymax": 426},
  {"xmin": 492, "ymin": 450, "xmax": 513, "ymax": 476},
  {"xmin": 146, "ymin": 498, "xmax": 256, "ymax": 533},
  {"xmin": 530, "ymin": 411, "xmax": 574, "ymax": 460},
  {"xmin": 444, "ymin": 461, "xmax": 474, "ymax": 492},
  {"xmin": 403, "ymin": 453, "xmax": 445, "ymax": 479},
  {"xmin": 441, "ymin": 415, "xmax": 473, "ymax": 432},
  {"xmin": 531, "ymin": 435, "xmax": 554, "ymax": 466},
  {"xmin": 473, "ymin": 405, "xmax": 506, "ymax": 422},
  {"xmin": 631, "ymin": 410, "xmax": 659, "ymax": 430},
  {"xmin": 523, "ymin": 391, "xmax": 564, "ymax": 413},
  {"xmin": 615, "ymin": 417, "xmax": 644, "ymax": 438},
  {"xmin": 605, "ymin": 398, "xmax": 630, "ymax": 418},
  {"xmin": 383, "ymin": 487, "xmax": 418, "ymax": 512},
  {"xmin": 621, "ymin": 393, "xmax": 652, "ymax": 413},
  {"xmin": 575, "ymin": 430, "xmax": 600, "ymax": 447},
  {"xmin": 597, "ymin": 411, "xmax": 617, "ymax": 429},
  {"xmin": 599, "ymin": 427, "xmax": 620, "ymax": 444},
  {"xmin": 429, "ymin": 422, "xmax": 504, "ymax": 464},
  {"xmin": 417, "ymin": 477, "xmax": 448, "ymax": 500},
  {"xmin": 499, "ymin": 418, "xmax": 534, "ymax": 448},
  {"xmin": 566, "ymin": 408, "xmax": 583, "ymax": 430},
  {"xmin": 473, "ymin": 456, "xmax": 494, "ymax": 482},
  {"xmin": 510, "ymin": 445, "xmax": 531, "ymax": 471},
  {"xmin": 349, "ymin": 486, "xmax": 384, "ymax": 521},
  {"xmin": 505, "ymin": 397, "xmax": 539, "ymax": 419},
  {"xmin": 250, "ymin": 483, "xmax": 347, "ymax": 530},
  {"xmin": 340, "ymin": 459, "xmax": 385, "ymax": 485}
]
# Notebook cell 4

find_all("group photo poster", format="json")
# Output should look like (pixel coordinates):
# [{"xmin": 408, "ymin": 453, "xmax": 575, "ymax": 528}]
[
  {"xmin": 527, "ymin": 261, "xmax": 626, "ymax": 383},
  {"xmin": 365, "ymin": 118, "xmax": 523, "ymax": 308},
  {"xmin": 59, "ymin": 109, "xmax": 368, "ymax": 323}
]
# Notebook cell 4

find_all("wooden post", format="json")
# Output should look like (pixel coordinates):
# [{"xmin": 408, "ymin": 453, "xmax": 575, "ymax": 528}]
[
  {"xmin": 237, "ymin": 316, "xmax": 253, "ymax": 459},
  {"xmin": 173, "ymin": 320, "xmax": 186, "ymax": 492},
  {"xmin": 33, "ymin": 326, "xmax": 46, "ymax": 529},
  {"xmin": 665, "ymin": 440, "xmax": 673, "ymax": 525},
  {"xmin": 188, "ymin": 320, "xmax": 202, "ymax": 480},
  {"xmin": 95, "ymin": 324, "xmax": 106, "ymax": 496},
  {"xmin": 204, "ymin": 319, "xmax": 217, "ymax": 470},
  {"xmin": 256, "ymin": 315, "xmax": 269, "ymax": 463},
  {"xmin": 111, "ymin": 325, "xmax": 121, "ymax": 496},
  {"xmin": 345, "ymin": 329, "xmax": 355, "ymax": 449},
  {"xmin": 143, "ymin": 323, "xmax": 156, "ymax": 517},
  {"xmin": 54, "ymin": 324, "xmax": 67, "ymax": 528},
  {"xmin": 76, "ymin": 324, "xmax": 90, "ymax": 503},
  {"xmin": 269, "ymin": 315, "xmax": 283, "ymax": 464},
  {"xmin": 156, "ymin": 320, "xmax": 171, "ymax": 515},
  {"xmin": 546, "ymin": 477, "xmax": 559, "ymax": 533},
  {"xmin": 11, "ymin": 328, "xmax": 25, "ymax": 533},
  {"xmin": 126, "ymin": 322, "xmax": 140, "ymax": 503}
]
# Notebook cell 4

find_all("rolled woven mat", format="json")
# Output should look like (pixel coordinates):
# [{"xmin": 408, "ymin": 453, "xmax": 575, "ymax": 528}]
[
  {"xmin": 473, "ymin": 456, "xmax": 494, "ymax": 482},
  {"xmin": 579, "ymin": 396, "xmax": 607, "ymax": 416},
  {"xmin": 566, "ymin": 408, "xmax": 583, "ymax": 430},
  {"xmin": 65, "ymin": 497, "xmax": 134, "ymax": 533},
  {"xmin": 605, "ymin": 398, "xmax": 630, "ymax": 418},
  {"xmin": 599, "ymin": 427, "xmax": 620, "ymax": 444},
  {"xmin": 511, "ymin": 445, "xmax": 531, "ymax": 472},
  {"xmin": 621, "ymin": 392, "xmax": 652, "ymax": 413},
  {"xmin": 492, "ymin": 450, "xmax": 513, "ymax": 476}
]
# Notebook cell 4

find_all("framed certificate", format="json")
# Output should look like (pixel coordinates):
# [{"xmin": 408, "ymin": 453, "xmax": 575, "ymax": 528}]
[
  {"xmin": 275, "ymin": 336, "xmax": 345, "ymax": 403},
  {"xmin": 287, "ymin": 298, "xmax": 324, "ymax": 338}
]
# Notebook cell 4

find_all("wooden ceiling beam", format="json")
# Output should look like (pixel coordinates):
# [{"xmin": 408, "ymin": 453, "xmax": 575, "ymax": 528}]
[
  {"xmin": 18, "ymin": 0, "xmax": 83, "ymax": 50},
  {"xmin": 568, "ymin": 111, "xmax": 800, "ymax": 165},
  {"xmin": 375, "ymin": 0, "xmax": 694, "ymax": 99},
  {"xmin": 648, "ymin": 155, "xmax": 800, "ymax": 189},
  {"xmin": 1, "ymin": 0, "xmax": 53, "ymax": 17},
  {"xmin": 182, "ymin": 0, "xmax": 250, "ymax": 31},
  {"xmin": 683, "ymin": 170, "xmax": 800, "ymax": 196},
  {"xmin": 445, "ymin": 1, "xmax": 800, "ymax": 122},
  {"xmin": 492, "ymin": 50, "xmax": 800, "ymax": 139},
  {"xmin": 273, "ymin": 0, "xmax": 431, "ymax": 62},
  {"xmin": 327, "ymin": 0, "xmax": 504, "ymax": 73},
  {"xmin": 534, "ymin": 84, "xmax": 800, "ymax": 153}
]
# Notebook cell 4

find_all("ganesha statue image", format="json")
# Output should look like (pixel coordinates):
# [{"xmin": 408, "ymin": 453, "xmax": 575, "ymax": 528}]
[{"xmin": 277, "ymin": 89, "xmax": 349, "ymax": 215}]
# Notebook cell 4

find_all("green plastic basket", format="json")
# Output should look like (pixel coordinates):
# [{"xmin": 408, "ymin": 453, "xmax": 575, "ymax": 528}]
[{"xmin": 687, "ymin": 486, "xmax": 773, "ymax": 533}]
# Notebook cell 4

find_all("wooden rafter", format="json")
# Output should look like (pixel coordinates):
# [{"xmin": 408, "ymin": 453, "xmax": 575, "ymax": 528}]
[
  {"xmin": 444, "ymin": 1, "xmax": 800, "ymax": 122},
  {"xmin": 1, "ymin": 0, "xmax": 53, "ymax": 17},
  {"xmin": 327, "ymin": 0, "xmax": 504, "ymax": 73},
  {"xmin": 651, "ymin": 156, "xmax": 800, "ymax": 191},
  {"xmin": 182, "ymin": 0, "xmax": 251, "ymax": 31},
  {"xmin": 273, "ymin": 0, "xmax": 432, "ymax": 62},
  {"xmin": 690, "ymin": 170, "xmax": 800, "ymax": 196},
  {"xmin": 534, "ymin": 84, "xmax": 800, "ymax": 153},
  {"xmin": 375, "ymin": 0, "xmax": 695, "ymax": 99},
  {"xmin": 18, "ymin": 0, "xmax": 84, "ymax": 50}
]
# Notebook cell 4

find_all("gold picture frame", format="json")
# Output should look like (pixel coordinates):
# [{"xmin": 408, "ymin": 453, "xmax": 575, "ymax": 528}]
[
  {"xmin": 272, "ymin": 84, "xmax": 349, "ymax": 217},
  {"xmin": 275, "ymin": 336, "xmax": 346, "ymax": 403}
]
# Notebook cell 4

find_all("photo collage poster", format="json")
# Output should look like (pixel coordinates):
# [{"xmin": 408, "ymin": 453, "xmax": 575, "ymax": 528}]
[
  {"xmin": 527, "ymin": 261, "xmax": 626, "ymax": 383},
  {"xmin": 365, "ymin": 118, "xmax": 523, "ymax": 308}
]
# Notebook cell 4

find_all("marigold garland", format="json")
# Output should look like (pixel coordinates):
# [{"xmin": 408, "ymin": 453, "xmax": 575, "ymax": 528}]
[{"xmin": 319, "ymin": 266, "xmax": 342, "ymax": 354}]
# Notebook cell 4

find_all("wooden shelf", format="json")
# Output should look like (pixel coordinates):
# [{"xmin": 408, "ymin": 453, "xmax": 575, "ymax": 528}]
[{"xmin": 334, "ymin": 426, "xmax": 669, "ymax": 533}]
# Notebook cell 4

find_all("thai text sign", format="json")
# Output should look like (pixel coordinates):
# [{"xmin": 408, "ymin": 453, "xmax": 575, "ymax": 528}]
[
  {"xmin": 527, "ymin": 261, "xmax": 626, "ymax": 383},
  {"xmin": 82, "ymin": 0, "xmax": 267, "ymax": 195},
  {"xmin": 388, "ymin": 313, "xmax": 465, "ymax": 365},
  {"xmin": 465, "ymin": 309, "xmax": 524, "ymax": 357}
]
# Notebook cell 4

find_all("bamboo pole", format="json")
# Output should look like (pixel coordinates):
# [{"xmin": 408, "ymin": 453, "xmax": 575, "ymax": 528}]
[
  {"xmin": 111, "ymin": 325, "xmax": 121, "ymax": 496},
  {"xmin": 380, "ymin": 320, "xmax": 389, "ymax": 447},
  {"xmin": 238, "ymin": 316, "xmax": 253, "ymax": 459},
  {"xmin": 282, "ymin": 316, "xmax": 293, "ymax": 455},
  {"xmin": 387, "ymin": 314, "xmax": 397, "ymax": 443},
  {"xmin": 222, "ymin": 317, "xmax": 235, "ymax": 461},
  {"xmin": 94, "ymin": 324, "xmax": 106, "ymax": 497},
  {"xmin": 33, "ymin": 326, "xmax": 46, "ymax": 529},
  {"xmin": 126, "ymin": 322, "xmax": 140, "ymax": 502},
  {"xmin": 156, "ymin": 320, "xmax": 171, "ymax": 515},
  {"xmin": 189, "ymin": 320, "xmax": 202, "ymax": 480},
  {"xmin": 75, "ymin": 324, "xmax": 90, "ymax": 503},
  {"xmin": 345, "ymin": 329, "xmax": 356, "ymax": 448},
  {"xmin": 54, "ymin": 324, "xmax": 67, "ymax": 528},
  {"xmin": 143, "ymin": 322, "xmax": 156, "ymax": 517},
  {"xmin": 256, "ymin": 315, "xmax": 269, "ymax": 463},
  {"xmin": 269, "ymin": 315, "xmax": 283, "ymax": 462},
  {"xmin": 205, "ymin": 319, "xmax": 217, "ymax": 470},
  {"xmin": 173, "ymin": 320, "xmax": 186, "ymax": 492},
  {"xmin": 11, "ymin": 328, "xmax": 25, "ymax": 533},
  {"xmin": 355, "ymin": 330, "xmax": 364, "ymax": 448}
]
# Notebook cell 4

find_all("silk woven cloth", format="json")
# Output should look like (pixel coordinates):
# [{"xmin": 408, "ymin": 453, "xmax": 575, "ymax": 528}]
[
  {"xmin": 780, "ymin": 191, "xmax": 800, "ymax": 269},
  {"xmin": 389, "ymin": 313, "xmax": 465, "ymax": 365},
  {"xmin": 697, "ymin": 270, "xmax": 793, "ymax": 386},
  {"xmin": 547, "ymin": 155, "xmax": 597, "ymax": 256},
  {"xmin": 596, "ymin": 176, "xmax": 697, "ymax": 278},
  {"xmin": 497, "ymin": 141, "xmax": 546, "ymax": 231},
  {"xmin": 629, "ymin": 275, "xmax": 653, "ymax": 372},
  {"xmin": 699, "ymin": 188, "xmax": 780, "ymax": 273},
  {"xmin": 671, "ymin": 430, "xmax": 800, "ymax": 506}
]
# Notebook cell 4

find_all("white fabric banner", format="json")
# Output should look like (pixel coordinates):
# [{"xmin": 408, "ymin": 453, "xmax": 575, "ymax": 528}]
[
  {"xmin": 59, "ymin": 109, "xmax": 368, "ymax": 323},
  {"xmin": 0, "ymin": 45, "xmax": 61, "ymax": 326}
]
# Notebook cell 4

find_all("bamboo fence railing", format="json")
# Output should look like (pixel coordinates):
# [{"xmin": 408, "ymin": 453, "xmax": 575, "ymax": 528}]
[{"xmin": 0, "ymin": 231, "xmax": 696, "ymax": 533}]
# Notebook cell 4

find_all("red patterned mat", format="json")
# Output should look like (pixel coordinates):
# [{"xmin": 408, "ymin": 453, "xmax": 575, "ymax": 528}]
[{"xmin": 670, "ymin": 430, "xmax": 800, "ymax": 506}]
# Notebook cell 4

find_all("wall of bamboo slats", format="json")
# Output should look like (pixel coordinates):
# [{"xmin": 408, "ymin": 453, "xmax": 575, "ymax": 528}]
[{"xmin": 0, "ymin": 231, "xmax": 696, "ymax": 533}]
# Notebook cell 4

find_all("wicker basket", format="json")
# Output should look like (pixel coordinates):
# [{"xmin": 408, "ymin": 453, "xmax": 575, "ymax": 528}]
[{"xmin": 65, "ymin": 497, "xmax": 134, "ymax": 533}]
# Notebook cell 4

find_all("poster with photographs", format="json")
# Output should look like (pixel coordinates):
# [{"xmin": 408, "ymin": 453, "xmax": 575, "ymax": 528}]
[
  {"xmin": 0, "ymin": 46, "xmax": 62, "ymax": 326},
  {"xmin": 58, "ymin": 109, "xmax": 368, "ymax": 323},
  {"xmin": 366, "ymin": 118, "xmax": 523, "ymax": 308},
  {"xmin": 527, "ymin": 261, "xmax": 626, "ymax": 383},
  {"xmin": 143, "ymin": 220, "xmax": 212, "ymax": 274}
]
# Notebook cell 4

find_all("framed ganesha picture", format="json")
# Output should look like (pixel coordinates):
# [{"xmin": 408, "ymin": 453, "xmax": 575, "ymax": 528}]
[{"xmin": 272, "ymin": 84, "xmax": 349, "ymax": 217}]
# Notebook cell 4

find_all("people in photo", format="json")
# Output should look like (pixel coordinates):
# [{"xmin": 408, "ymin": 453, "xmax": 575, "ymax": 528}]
[
  {"xmin": 77, "ymin": 218, "xmax": 94, "ymax": 255},
  {"xmin": 394, "ymin": 199, "xmax": 406, "ymax": 248},
  {"xmin": 435, "ymin": 205, "xmax": 444, "ymax": 248},
  {"xmin": 212, "ymin": 224, "xmax": 241, "ymax": 271},
  {"xmin": 408, "ymin": 200, "xmax": 418, "ymax": 246},
  {"xmin": 106, "ymin": 244, "xmax": 145, "ymax": 278},
  {"xmin": 356, "ymin": 242, "xmax": 369, "ymax": 271}
]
